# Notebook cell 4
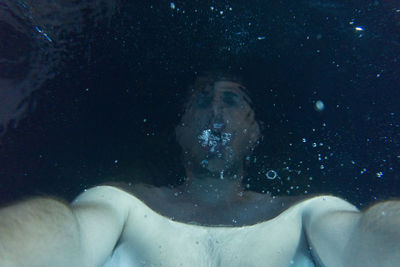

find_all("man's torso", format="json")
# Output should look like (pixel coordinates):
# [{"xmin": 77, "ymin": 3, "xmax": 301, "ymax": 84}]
[{"xmin": 90, "ymin": 184, "xmax": 356, "ymax": 266}]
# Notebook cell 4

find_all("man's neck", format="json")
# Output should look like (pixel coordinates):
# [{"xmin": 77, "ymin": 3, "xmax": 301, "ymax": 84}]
[{"xmin": 180, "ymin": 172, "xmax": 245, "ymax": 205}]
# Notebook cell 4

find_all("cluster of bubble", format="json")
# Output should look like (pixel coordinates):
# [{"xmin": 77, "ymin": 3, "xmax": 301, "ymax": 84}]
[{"xmin": 198, "ymin": 129, "xmax": 232, "ymax": 152}]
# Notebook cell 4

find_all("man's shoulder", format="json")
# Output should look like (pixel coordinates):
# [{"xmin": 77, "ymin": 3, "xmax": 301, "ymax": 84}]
[
  {"xmin": 98, "ymin": 182, "xmax": 171, "ymax": 201},
  {"xmin": 237, "ymin": 191, "xmax": 354, "ymax": 222},
  {"xmin": 77, "ymin": 183, "xmax": 358, "ymax": 227}
]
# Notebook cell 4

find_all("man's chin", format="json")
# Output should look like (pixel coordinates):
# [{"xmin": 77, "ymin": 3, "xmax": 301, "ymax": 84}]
[{"xmin": 201, "ymin": 157, "xmax": 233, "ymax": 174}]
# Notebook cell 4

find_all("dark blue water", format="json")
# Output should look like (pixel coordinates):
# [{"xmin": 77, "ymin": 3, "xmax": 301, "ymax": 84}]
[{"xmin": 1, "ymin": 0, "xmax": 399, "ymax": 207}]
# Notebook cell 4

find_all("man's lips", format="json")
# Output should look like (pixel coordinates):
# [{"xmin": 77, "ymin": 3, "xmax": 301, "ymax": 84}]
[
  {"xmin": 198, "ymin": 129, "xmax": 232, "ymax": 154},
  {"xmin": 206, "ymin": 142, "xmax": 223, "ymax": 153},
  {"xmin": 212, "ymin": 122, "xmax": 224, "ymax": 129}
]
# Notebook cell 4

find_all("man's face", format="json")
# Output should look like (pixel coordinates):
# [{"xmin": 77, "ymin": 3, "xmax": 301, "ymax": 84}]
[{"xmin": 176, "ymin": 81, "xmax": 260, "ymax": 174}]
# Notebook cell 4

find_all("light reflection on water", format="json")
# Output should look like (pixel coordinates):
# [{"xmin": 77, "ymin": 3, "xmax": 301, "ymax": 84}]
[{"xmin": 0, "ymin": 0, "xmax": 117, "ymax": 136}]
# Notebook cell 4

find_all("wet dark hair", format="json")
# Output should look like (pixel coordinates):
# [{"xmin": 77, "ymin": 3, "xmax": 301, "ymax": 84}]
[
  {"xmin": 193, "ymin": 70, "xmax": 247, "ymax": 88},
  {"xmin": 193, "ymin": 70, "xmax": 251, "ymax": 96}
]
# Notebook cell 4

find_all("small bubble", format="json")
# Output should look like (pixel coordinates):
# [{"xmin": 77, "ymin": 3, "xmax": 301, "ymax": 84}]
[{"xmin": 312, "ymin": 143, "xmax": 317, "ymax": 148}]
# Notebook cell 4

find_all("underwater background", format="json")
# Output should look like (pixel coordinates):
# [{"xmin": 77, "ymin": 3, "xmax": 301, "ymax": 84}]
[{"xmin": 1, "ymin": 0, "xmax": 399, "ymax": 207}]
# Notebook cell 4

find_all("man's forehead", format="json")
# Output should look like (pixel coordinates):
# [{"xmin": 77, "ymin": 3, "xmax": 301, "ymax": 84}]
[{"xmin": 200, "ymin": 81, "xmax": 252, "ymax": 102}]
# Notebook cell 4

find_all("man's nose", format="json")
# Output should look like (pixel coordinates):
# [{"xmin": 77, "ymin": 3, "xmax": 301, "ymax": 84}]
[
  {"xmin": 210, "ymin": 103, "xmax": 225, "ymax": 130},
  {"xmin": 211, "ymin": 96, "xmax": 225, "ymax": 113},
  {"xmin": 211, "ymin": 99, "xmax": 224, "ymax": 118}
]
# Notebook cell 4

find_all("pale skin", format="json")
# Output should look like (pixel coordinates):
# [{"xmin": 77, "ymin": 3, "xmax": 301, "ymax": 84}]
[{"xmin": 0, "ymin": 81, "xmax": 399, "ymax": 266}]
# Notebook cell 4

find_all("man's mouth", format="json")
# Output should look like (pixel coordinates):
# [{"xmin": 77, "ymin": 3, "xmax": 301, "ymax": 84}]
[
  {"xmin": 212, "ymin": 122, "xmax": 224, "ymax": 129},
  {"xmin": 198, "ymin": 129, "xmax": 232, "ymax": 153}
]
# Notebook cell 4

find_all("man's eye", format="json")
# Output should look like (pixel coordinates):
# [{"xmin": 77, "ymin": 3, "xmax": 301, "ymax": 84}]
[
  {"xmin": 223, "ymin": 93, "xmax": 239, "ymax": 106},
  {"xmin": 196, "ymin": 93, "xmax": 212, "ymax": 107}
]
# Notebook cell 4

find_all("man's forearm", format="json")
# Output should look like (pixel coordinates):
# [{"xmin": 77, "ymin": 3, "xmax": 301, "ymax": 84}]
[
  {"xmin": 0, "ymin": 197, "xmax": 83, "ymax": 267},
  {"xmin": 343, "ymin": 201, "xmax": 400, "ymax": 267}
]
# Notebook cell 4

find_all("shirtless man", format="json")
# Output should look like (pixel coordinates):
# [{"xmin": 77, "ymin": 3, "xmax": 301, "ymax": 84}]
[{"xmin": 0, "ymin": 73, "xmax": 399, "ymax": 267}]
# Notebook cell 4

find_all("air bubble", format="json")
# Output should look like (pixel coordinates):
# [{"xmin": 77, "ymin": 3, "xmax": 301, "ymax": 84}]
[
  {"xmin": 315, "ymin": 100, "xmax": 325, "ymax": 111},
  {"xmin": 266, "ymin": 170, "xmax": 278, "ymax": 180}
]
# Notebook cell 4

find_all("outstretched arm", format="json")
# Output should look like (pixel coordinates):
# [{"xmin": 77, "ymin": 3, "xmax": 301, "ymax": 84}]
[
  {"xmin": 0, "ymin": 186, "xmax": 132, "ymax": 267},
  {"xmin": 343, "ymin": 201, "xmax": 400, "ymax": 267},
  {"xmin": 304, "ymin": 199, "xmax": 400, "ymax": 267},
  {"xmin": 0, "ymin": 197, "xmax": 83, "ymax": 267}
]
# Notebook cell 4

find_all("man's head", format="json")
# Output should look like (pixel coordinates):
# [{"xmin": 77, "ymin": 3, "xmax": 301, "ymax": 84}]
[{"xmin": 176, "ymin": 72, "xmax": 261, "ymax": 176}]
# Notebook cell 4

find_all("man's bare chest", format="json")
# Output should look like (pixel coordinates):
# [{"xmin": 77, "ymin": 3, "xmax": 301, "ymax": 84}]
[
  {"xmin": 120, "ymin": 183, "xmax": 303, "ymax": 226},
  {"xmin": 104, "ymin": 200, "xmax": 312, "ymax": 267}
]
